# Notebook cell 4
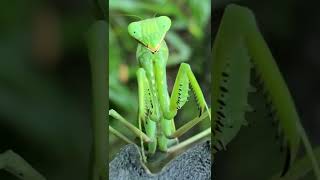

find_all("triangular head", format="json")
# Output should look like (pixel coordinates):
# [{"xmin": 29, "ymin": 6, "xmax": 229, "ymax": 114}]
[{"xmin": 128, "ymin": 16, "xmax": 171, "ymax": 53}]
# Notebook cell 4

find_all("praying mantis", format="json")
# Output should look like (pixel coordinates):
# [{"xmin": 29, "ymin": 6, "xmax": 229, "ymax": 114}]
[
  {"xmin": 109, "ymin": 16, "xmax": 211, "ymax": 163},
  {"xmin": 110, "ymin": 3, "xmax": 320, "ymax": 179}
]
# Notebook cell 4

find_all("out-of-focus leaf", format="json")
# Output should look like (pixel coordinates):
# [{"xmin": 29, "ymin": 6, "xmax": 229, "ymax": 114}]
[
  {"xmin": 166, "ymin": 32, "xmax": 191, "ymax": 66},
  {"xmin": 187, "ymin": 0, "xmax": 210, "ymax": 39},
  {"xmin": 110, "ymin": 0, "xmax": 184, "ymax": 20},
  {"xmin": 109, "ymin": 25, "xmax": 137, "ymax": 111},
  {"xmin": 109, "ymin": 26, "xmax": 121, "ymax": 75}
]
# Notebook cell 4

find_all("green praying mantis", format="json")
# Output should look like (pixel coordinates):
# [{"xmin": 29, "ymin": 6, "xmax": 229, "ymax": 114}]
[
  {"xmin": 110, "ymin": 3, "xmax": 320, "ymax": 179},
  {"xmin": 109, "ymin": 15, "xmax": 212, "ymax": 163}
]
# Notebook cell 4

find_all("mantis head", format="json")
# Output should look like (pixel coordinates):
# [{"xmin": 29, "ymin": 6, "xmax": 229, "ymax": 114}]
[{"xmin": 128, "ymin": 16, "xmax": 171, "ymax": 53}]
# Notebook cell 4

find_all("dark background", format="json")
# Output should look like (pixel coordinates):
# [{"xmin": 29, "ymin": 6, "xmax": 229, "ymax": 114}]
[{"xmin": 214, "ymin": 0, "xmax": 320, "ymax": 179}]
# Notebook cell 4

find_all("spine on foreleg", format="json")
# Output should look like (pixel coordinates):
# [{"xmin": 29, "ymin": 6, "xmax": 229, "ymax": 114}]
[{"xmin": 212, "ymin": 38, "xmax": 251, "ymax": 152}]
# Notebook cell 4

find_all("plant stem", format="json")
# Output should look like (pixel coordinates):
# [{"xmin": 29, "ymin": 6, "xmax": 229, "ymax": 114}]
[{"xmin": 88, "ymin": 20, "xmax": 108, "ymax": 180}]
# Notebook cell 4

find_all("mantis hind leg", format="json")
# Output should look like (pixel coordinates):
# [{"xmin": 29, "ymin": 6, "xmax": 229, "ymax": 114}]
[
  {"xmin": 109, "ymin": 109, "xmax": 151, "ymax": 162},
  {"xmin": 108, "ymin": 109, "xmax": 150, "ymax": 162},
  {"xmin": 109, "ymin": 109, "xmax": 151, "ymax": 143},
  {"xmin": 109, "ymin": 126, "xmax": 135, "ymax": 145},
  {"xmin": 167, "ymin": 127, "xmax": 211, "ymax": 154},
  {"xmin": 165, "ymin": 109, "xmax": 212, "ymax": 153},
  {"xmin": 0, "ymin": 150, "xmax": 46, "ymax": 180}
]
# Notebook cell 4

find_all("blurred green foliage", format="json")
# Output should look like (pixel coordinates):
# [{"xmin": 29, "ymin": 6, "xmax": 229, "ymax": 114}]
[
  {"xmin": 0, "ymin": 0, "xmax": 104, "ymax": 179},
  {"xmin": 87, "ymin": 20, "xmax": 108, "ymax": 180},
  {"xmin": 109, "ymin": 0, "xmax": 211, "ymax": 163}
]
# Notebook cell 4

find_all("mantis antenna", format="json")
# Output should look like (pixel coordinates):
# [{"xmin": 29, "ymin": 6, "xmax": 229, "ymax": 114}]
[
  {"xmin": 152, "ymin": 0, "xmax": 170, "ymax": 18},
  {"xmin": 110, "ymin": 14, "xmax": 142, "ymax": 20}
]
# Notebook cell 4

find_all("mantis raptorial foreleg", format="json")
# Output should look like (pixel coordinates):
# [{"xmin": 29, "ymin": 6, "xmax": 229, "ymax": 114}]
[
  {"xmin": 162, "ymin": 63, "xmax": 211, "ymax": 125},
  {"xmin": 213, "ymin": 4, "xmax": 320, "ymax": 178},
  {"xmin": 156, "ymin": 62, "xmax": 211, "ymax": 152},
  {"xmin": 0, "ymin": 150, "xmax": 46, "ymax": 180}
]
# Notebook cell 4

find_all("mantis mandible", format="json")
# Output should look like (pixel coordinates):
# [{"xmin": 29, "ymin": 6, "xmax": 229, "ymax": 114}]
[{"xmin": 109, "ymin": 16, "xmax": 211, "ymax": 163}]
